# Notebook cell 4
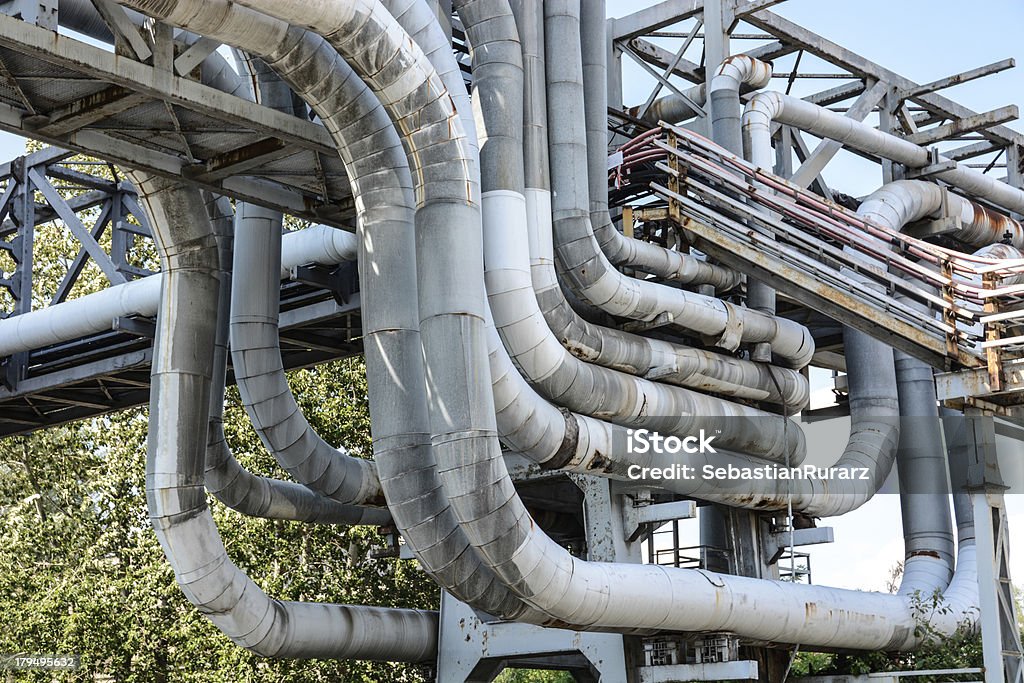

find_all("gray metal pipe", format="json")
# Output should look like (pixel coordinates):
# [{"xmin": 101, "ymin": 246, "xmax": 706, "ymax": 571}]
[
  {"xmin": 853, "ymin": 182, "xmax": 957, "ymax": 595},
  {"xmin": 644, "ymin": 83, "xmax": 706, "ymax": 125},
  {"xmin": 134, "ymin": 168, "xmax": 436, "ymax": 660},
  {"xmin": 208, "ymin": 33, "xmax": 385, "ymax": 512},
  {"xmin": 377, "ymin": 0, "xmax": 537, "ymax": 618},
  {"xmin": 382, "ymin": 0, "xmax": 479, "ymax": 162},
  {"xmin": 858, "ymin": 179, "xmax": 1024, "ymax": 249},
  {"xmin": 707, "ymin": 55, "xmax": 777, "ymax": 362},
  {"xmin": 545, "ymin": 0, "xmax": 814, "ymax": 368},
  {"xmin": 893, "ymin": 349, "xmax": 955, "ymax": 595},
  {"xmin": 230, "ymin": 203, "xmax": 383, "ymax": 507},
  {"xmin": 744, "ymin": 92, "xmax": 1024, "ymax": 217},
  {"xmin": 204, "ymin": 195, "xmax": 387, "ymax": 525}
]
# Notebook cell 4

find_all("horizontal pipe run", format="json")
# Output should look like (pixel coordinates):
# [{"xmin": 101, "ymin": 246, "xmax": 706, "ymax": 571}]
[{"xmin": 0, "ymin": 224, "xmax": 359, "ymax": 358}]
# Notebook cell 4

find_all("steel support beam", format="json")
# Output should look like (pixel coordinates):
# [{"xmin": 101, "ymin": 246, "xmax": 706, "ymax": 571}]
[
  {"xmin": 789, "ymin": 80, "xmax": 887, "ymax": 189},
  {"xmin": 610, "ymin": 0, "xmax": 703, "ymax": 42},
  {"xmin": 900, "ymin": 58, "xmax": 1016, "ymax": 100},
  {"xmin": 742, "ymin": 9, "xmax": 1024, "ymax": 147},
  {"xmin": 907, "ymin": 105, "xmax": 1020, "ymax": 147},
  {"xmin": 26, "ymin": 85, "xmax": 150, "ymax": 137},
  {"xmin": 0, "ymin": 12, "xmax": 345, "ymax": 186}
]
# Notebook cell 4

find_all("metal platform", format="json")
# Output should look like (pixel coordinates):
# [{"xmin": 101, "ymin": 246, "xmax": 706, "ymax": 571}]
[{"xmin": 0, "ymin": 11, "xmax": 354, "ymax": 228}]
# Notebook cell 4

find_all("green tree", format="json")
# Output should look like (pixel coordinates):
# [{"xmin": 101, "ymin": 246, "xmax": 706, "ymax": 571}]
[
  {"xmin": 0, "ymin": 143, "xmax": 438, "ymax": 681},
  {"xmin": 0, "ymin": 360, "xmax": 439, "ymax": 682},
  {"xmin": 493, "ymin": 669, "xmax": 574, "ymax": 683}
]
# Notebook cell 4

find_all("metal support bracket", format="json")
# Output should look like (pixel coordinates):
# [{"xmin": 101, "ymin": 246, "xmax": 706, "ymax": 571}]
[
  {"xmin": 624, "ymin": 498, "xmax": 697, "ymax": 542},
  {"xmin": 289, "ymin": 262, "xmax": 358, "ymax": 304},
  {"xmin": 905, "ymin": 147, "xmax": 958, "ymax": 179},
  {"xmin": 112, "ymin": 315, "xmax": 155, "ymax": 338},
  {"xmin": 763, "ymin": 526, "xmax": 834, "ymax": 566}
]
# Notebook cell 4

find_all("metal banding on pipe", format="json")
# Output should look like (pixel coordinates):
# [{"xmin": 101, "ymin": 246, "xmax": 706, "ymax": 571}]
[{"xmin": 48, "ymin": 0, "xmax": 1022, "ymax": 666}]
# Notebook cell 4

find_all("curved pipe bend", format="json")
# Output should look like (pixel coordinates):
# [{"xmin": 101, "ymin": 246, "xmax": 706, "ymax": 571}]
[
  {"xmin": 211, "ymin": 201, "xmax": 388, "ymax": 525},
  {"xmin": 202, "ymin": 193, "xmax": 387, "ymax": 525},
  {"xmin": 134, "ymin": 169, "xmax": 436, "ymax": 660},
  {"xmin": 549, "ymin": 4, "xmax": 813, "ymax": 369},
  {"xmin": 644, "ymin": 54, "xmax": 772, "ymax": 126},
  {"xmin": 230, "ymin": 203, "xmax": 382, "ymax": 507}
]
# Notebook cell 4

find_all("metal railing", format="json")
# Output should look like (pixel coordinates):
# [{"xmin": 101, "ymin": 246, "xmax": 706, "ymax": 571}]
[{"xmin": 626, "ymin": 123, "xmax": 1024, "ymax": 384}]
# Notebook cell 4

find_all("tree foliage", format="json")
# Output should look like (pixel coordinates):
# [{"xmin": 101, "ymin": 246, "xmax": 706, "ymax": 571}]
[
  {"xmin": 493, "ymin": 669, "xmax": 574, "ymax": 683},
  {"xmin": 0, "ymin": 142, "xmax": 437, "ymax": 681},
  {"xmin": 0, "ymin": 361, "xmax": 439, "ymax": 682}
]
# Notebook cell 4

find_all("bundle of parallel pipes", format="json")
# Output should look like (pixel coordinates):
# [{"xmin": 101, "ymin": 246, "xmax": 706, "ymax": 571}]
[
  {"xmin": 628, "ymin": 124, "xmax": 1024, "ymax": 366},
  {"xmin": 9, "ymin": 0, "xmax": 1014, "ymax": 672}
]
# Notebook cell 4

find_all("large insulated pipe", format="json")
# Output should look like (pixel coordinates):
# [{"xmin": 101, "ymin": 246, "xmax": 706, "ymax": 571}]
[
  {"xmin": 135, "ymin": 169, "xmax": 437, "ymax": 660},
  {"xmin": 743, "ymin": 92, "xmax": 1024, "ymax": 217},
  {"xmin": 217, "ymin": 31, "xmax": 384, "ymax": 511},
  {"xmin": 381, "ymin": 0, "xmax": 478, "ymax": 162},
  {"xmin": 708, "ymin": 55, "xmax": 777, "ymax": 362},
  {"xmin": 218, "ymin": 202, "xmax": 389, "ymax": 524},
  {"xmin": 116, "ymin": 0, "xmax": 531, "ymax": 627},
  {"xmin": 851, "ymin": 182, "xmax": 956, "ymax": 595},
  {"xmin": 230, "ymin": 204, "xmax": 382, "ymax": 507},
  {"xmin": 545, "ymin": 2, "xmax": 814, "ymax": 369},
  {"xmin": 858, "ymin": 179, "xmax": 1024, "ymax": 248},
  {"xmin": 893, "ymin": 348, "xmax": 955, "ymax": 594},
  {"xmin": 204, "ymin": 195, "xmax": 387, "ymax": 525},
  {"xmin": 582, "ymin": 0, "xmax": 741, "ymax": 290},
  {"xmin": 710, "ymin": 55, "xmax": 772, "ymax": 158},
  {"xmin": 377, "ymin": 0, "xmax": 538, "ymax": 617}
]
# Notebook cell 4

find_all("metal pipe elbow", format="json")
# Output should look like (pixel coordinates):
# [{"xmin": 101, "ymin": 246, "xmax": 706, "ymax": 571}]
[
  {"xmin": 742, "ymin": 90, "xmax": 784, "ymax": 166},
  {"xmin": 711, "ymin": 54, "xmax": 772, "ymax": 94},
  {"xmin": 857, "ymin": 179, "xmax": 945, "ymax": 230}
]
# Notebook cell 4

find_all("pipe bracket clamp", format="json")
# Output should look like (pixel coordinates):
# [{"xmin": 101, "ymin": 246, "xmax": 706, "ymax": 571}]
[{"xmin": 713, "ymin": 301, "xmax": 744, "ymax": 352}]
